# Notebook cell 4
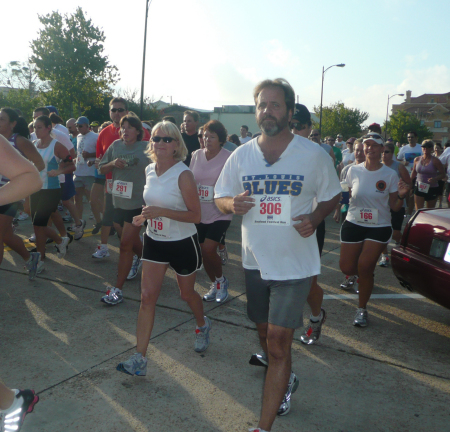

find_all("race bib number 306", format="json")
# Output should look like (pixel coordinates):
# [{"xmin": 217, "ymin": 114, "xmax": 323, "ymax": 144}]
[{"xmin": 251, "ymin": 195, "xmax": 291, "ymax": 226}]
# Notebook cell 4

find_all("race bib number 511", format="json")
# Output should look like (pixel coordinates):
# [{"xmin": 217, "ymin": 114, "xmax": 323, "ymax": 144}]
[{"xmin": 251, "ymin": 195, "xmax": 291, "ymax": 226}]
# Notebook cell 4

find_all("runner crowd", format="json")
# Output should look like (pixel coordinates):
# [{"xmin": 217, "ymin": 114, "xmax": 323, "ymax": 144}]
[{"xmin": 1, "ymin": 78, "xmax": 449, "ymax": 432}]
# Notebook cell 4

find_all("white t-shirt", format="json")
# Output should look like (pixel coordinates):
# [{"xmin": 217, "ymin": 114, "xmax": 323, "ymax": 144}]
[
  {"xmin": 54, "ymin": 124, "xmax": 70, "ymax": 137},
  {"xmin": 335, "ymin": 140, "xmax": 345, "ymax": 149},
  {"xmin": 342, "ymin": 151, "xmax": 355, "ymax": 165},
  {"xmin": 397, "ymin": 144, "xmax": 422, "ymax": 173},
  {"xmin": 440, "ymin": 150, "xmax": 450, "ymax": 182},
  {"xmin": 143, "ymin": 162, "xmax": 197, "ymax": 241},
  {"xmin": 344, "ymin": 163, "xmax": 398, "ymax": 228},
  {"xmin": 239, "ymin": 136, "xmax": 251, "ymax": 144},
  {"xmin": 214, "ymin": 135, "xmax": 341, "ymax": 280},
  {"xmin": 75, "ymin": 131, "xmax": 98, "ymax": 177}
]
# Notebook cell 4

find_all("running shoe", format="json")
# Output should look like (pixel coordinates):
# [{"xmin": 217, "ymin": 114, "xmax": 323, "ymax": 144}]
[
  {"xmin": 92, "ymin": 222, "xmax": 102, "ymax": 235},
  {"xmin": 249, "ymin": 351, "xmax": 268, "ymax": 367},
  {"xmin": 0, "ymin": 389, "xmax": 39, "ymax": 432},
  {"xmin": 127, "ymin": 255, "xmax": 142, "ymax": 280},
  {"xmin": 74, "ymin": 220, "xmax": 86, "ymax": 241},
  {"xmin": 203, "ymin": 283, "xmax": 217, "ymax": 302},
  {"xmin": 55, "ymin": 236, "xmax": 69, "ymax": 259},
  {"xmin": 194, "ymin": 316, "xmax": 212, "ymax": 353},
  {"xmin": 62, "ymin": 210, "xmax": 73, "ymax": 222},
  {"xmin": 16, "ymin": 211, "xmax": 29, "ymax": 221},
  {"xmin": 101, "ymin": 287, "xmax": 123, "ymax": 305},
  {"xmin": 57, "ymin": 204, "xmax": 64, "ymax": 212},
  {"xmin": 27, "ymin": 234, "xmax": 36, "ymax": 243},
  {"xmin": 67, "ymin": 232, "xmax": 73, "ymax": 244},
  {"xmin": 36, "ymin": 261, "xmax": 45, "ymax": 274},
  {"xmin": 25, "ymin": 252, "xmax": 41, "ymax": 281},
  {"xmin": 217, "ymin": 245, "xmax": 228, "ymax": 265},
  {"xmin": 353, "ymin": 308, "xmax": 368, "ymax": 327},
  {"xmin": 92, "ymin": 245, "xmax": 110, "ymax": 259},
  {"xmin": 378, "ymin": 255, "xmax": 389, "ymax": 267},
  {"xmin": 340, "ymin": 275, "xmax": 358, "ymax": 290},
  {"xmin": 277, "ymin": 371, "xmax": 299, "ymax": 416},
  {"xmin": 116, "ymin": 352, "xmax": 147, "ymax": 376},
  {"xmin": 215, "ymin": 276, "xmax": 229, "ymax": 303},
  {"xmin": 300, "ymin": 308, "xmax": 327, "ymax": 345}
]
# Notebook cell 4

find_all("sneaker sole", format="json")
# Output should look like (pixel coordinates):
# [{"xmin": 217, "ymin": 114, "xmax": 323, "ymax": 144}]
[
  {"xmin": 216, "ymin": 292, "xmax": 229, "ymax": 303},
  {"xmin": 353, "ymin": 322, "xmax": 368, "ymax": 327},
  {"xmin": 203, "ymin": 296, "xmax": 217, "ymax": 302},
  {"xmin": 101, "ymin": 298, "xmax": 123, "ymax": 305}
]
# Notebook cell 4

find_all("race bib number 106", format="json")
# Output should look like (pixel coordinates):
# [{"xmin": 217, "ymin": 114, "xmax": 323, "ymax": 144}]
[{"xmin": 251, "ymin": 195, "xmax": 291, "ymax": 226}]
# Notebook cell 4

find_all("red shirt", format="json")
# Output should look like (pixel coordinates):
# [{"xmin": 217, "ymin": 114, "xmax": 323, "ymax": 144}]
[{"xmin": 96, "ymin": 124, "xmax": 150, "ymax": 180}]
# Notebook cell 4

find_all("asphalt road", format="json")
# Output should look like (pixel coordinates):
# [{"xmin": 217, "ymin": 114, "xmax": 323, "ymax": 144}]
[{"xmin": 1, "ymin": 212, "xmax": 449, "ymax": 432}]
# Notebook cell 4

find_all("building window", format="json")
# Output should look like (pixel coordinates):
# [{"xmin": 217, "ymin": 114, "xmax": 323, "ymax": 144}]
[
  {"xmin": 434, "ymin": 121, "xmax": 442, "ymax": 128},
  {"xmin": 431, "ymin": 98, "xmax": 435, "ymax": 103},
  {"xmin": 420, "ymin": 120, "xmax": 424, "ymax": 126}
]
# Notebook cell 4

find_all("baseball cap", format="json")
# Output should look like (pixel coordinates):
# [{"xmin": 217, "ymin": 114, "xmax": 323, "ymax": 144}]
[
  {"xmin": 337, "ymin": 134, "xmax": 343, "ymax": 138},
  {"xmin": 421, "ymin": 141, "xmax": 433, "ymax": 148},
  {"xmin": 46, "ymin": 105, "xmax": 59, "ymax": 115},
  {"xmin": 291, "ymin": 104, "xmax": 311, "ymax": 123},
  {"xmin": 362, "ymin": 132, "xmax": 384, "ymax": 145},
  {"xmin": 346, "ymin": 137, "xmax": 356, "ymax": 144},
  {"xmin": 76, "ymin": 116, "xmax": 89, "ymax": 125},
  {"xmin": 90, "ymin": 121, "xmax": 99, "ymax": 127}
]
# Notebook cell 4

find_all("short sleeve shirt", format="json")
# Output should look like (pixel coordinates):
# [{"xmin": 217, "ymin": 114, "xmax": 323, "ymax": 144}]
[{"xmin": 214, "ymin": 135, "xmax": 341, "ymax": 280}]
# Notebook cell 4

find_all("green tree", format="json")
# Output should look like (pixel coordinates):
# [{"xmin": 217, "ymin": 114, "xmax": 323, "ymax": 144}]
[
  {"xmin": 0, "ymin": 89, "xmax": 45, "ymax": 121},
  {"xmin": 0, "ymin": 60, "xmax": 48, "ymax": 96},
  {"xmin": 384, "ymin": 110, "xmax": 433, "ymax": 143},
  {"xmin": 30, "ymin": 7, "xmax": 119, "ymax": 119},
  {"xmin": 313, "ymin": 102, "xmax": 369, "ymax": 139}
]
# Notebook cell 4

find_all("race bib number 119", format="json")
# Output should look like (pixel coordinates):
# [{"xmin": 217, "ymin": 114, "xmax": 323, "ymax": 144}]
[{"xmin": 251, "ymin": 195, "xmax": 291, "ymax": 226}]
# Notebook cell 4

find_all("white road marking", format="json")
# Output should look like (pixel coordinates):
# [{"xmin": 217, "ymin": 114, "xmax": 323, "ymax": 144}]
[{"xmin": 324, "ymin": 293, "xmax": 424, "ymax": 300}]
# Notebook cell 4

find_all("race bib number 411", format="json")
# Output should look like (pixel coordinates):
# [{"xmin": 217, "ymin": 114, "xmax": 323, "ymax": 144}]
[{"xmin": 251, "ymin": 195, "xmax": 291, "ymax": 226}]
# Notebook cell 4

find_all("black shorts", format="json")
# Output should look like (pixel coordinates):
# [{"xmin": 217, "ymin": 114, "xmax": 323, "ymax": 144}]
[
  {"xmin": 390, "ymin": 207, "xmax": 405, "ymax": 231},
  {"xmin": 196, "ymin": 220, "xmax": 231, "ymax": 244},
  {"xmin": 142, "ymin": 233, "xmax": 202, "ymax": 276},
  {"xmin": 61, "ymin": 175, "xmax": 76, "ymax": 201},
  {"xmin": 340, "ymin": 220, "xmax": 393, "ymax": 244},
  {"xmin": 316, "ymin": 220, "xmax": 326, "ymax": 257},
  {"xmin": 30, "ymin": 189, "xmax": 61, "ymax": 227},
  {"xmin": 113, "ymin": 207, "xmax": 142, "ymax": 227},
  {"xmin": 0, "ymin": 201, "xmax": 19, "ymax": 218},
  {"xmin": 102, "ymin": 193, "xmax": 114, "ymax": 227},
  {"xmin": 94, "ymin": 177, "xmax": 106, "ymax": 186},
  {"xmin": 446, "ymin": 182, "xmax": 450, "ymax": 196},
  {"xmin": 414, "ymin": 185, "xmax": 440, "ymax": 202},
  {"xmin": 437, "ymin": 180, "xmax": 445, "ymax": 196}
]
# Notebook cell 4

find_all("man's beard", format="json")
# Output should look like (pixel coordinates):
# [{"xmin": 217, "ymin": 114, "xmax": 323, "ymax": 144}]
[{"xmin": 257, "ymin": 113, "xmax": 289, "ymax": 137}]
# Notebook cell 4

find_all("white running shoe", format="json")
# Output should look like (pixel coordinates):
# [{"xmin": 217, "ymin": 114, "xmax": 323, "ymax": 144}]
[
  {"xmin": 92, "ymin": 245, "xmax": 110, "ymax": 259},
  {"xmin": 17, "ymin": 211, "xmax": 29, "ymax": 221},
  {"xmin": 55, "ymin": 237, "xmax": 69, "ymax": 259},
  {"xmin": 127, "ymin": 255, "xmax": 142, "ymax": 280}
]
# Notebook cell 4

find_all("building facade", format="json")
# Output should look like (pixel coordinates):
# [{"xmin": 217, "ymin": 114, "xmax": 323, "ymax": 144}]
[{"xmin": 391, "ymin": 90, "xmax": 450, "ymax": 144}]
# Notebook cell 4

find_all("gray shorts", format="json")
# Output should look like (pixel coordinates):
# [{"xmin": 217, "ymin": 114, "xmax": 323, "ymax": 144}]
[
  {"xmin": 74, "ymin": 175, "xmax": 95, "ymax": 190},
  {"xmin": 244, "ymin": 269, "xmax": 312, "ymax": 329}
]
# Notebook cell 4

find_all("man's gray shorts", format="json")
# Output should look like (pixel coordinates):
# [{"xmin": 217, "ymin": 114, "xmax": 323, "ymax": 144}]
[
  {"xmin": 244, "ymin": 269, "xmax": 312, "ymax": 329},
  {"xmin": 74, "ymin": 175, "xmax": 95, "ymax": 190}
]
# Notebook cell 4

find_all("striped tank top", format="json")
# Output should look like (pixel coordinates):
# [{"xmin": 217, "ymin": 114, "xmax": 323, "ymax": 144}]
[{"xmin": 35, "ymin": 139, "xmax": 60, "ymax": 189}]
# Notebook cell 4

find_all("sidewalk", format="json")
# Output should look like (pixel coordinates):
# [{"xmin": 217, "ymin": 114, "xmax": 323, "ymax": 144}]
[{"xmin": 1, "ymin": 215, "xmax": 450, "ymax": 431}]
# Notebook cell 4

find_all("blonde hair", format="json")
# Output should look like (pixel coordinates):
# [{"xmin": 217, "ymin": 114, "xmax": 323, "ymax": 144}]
[{"xmin": 146, "ymin": 121, "xmax": 188, "ymax": 162}]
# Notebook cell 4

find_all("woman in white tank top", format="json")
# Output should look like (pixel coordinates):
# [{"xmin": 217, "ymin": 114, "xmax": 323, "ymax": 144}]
[{"xmin": 116, "ymin": 121, "xmax": 212, "ymax": 377}]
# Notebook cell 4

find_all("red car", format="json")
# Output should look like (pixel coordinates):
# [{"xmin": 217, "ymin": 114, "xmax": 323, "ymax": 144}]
[{"xmin": 391, "ymin": 208, "xmax": 450, "ymax": 309}]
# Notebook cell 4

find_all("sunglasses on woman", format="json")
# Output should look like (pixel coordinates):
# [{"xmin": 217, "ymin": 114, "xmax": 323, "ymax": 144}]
[{"xmin": 152, "ymin": 136, "xmax": 176, "ymax": 143}]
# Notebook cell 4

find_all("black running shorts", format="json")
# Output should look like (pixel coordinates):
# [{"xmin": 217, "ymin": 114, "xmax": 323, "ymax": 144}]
[
  {"xmin": 30, "ymin": 189, "xmax": 61, "ymax": 227},
  {"xmin": 142, "ymin": 233, "xmax": 202, "ymax": 276},
  {"xmin": 340, "ymin": 220, "xmax": 392, "ymax": 244},
  {"xmin": 196, "ymin": 220, "xmax": 231, "ymax": 244}
]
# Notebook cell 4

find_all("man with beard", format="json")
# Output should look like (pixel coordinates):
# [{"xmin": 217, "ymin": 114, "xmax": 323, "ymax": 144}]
[{"xmin": 215, "ymin": 79, "xmax": 341, "ymax": 432}]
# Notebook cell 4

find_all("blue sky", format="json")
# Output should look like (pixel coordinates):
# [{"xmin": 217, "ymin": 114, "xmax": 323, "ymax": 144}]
[{"xmin": 2, "ymin": 0, "xmax": 450, "ymax": 125}]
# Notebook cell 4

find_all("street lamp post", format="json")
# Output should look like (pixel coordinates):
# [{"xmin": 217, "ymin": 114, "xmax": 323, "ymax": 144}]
[
  {"xmin": 319, "ymin": 63, "xmax": 345, "ymax": 136},
  {"xmin": 140, "ymin": 0, "xmax": 153, "ymax": 119},
  {"xmin": 385, "ymin": 93, "xmax": 404, "ymax": 140}
]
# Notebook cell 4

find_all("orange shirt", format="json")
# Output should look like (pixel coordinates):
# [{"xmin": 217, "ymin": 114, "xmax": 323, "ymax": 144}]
[{"xmin": 96, "ymin": 124, "xmax": 150, "ymax": 180}]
